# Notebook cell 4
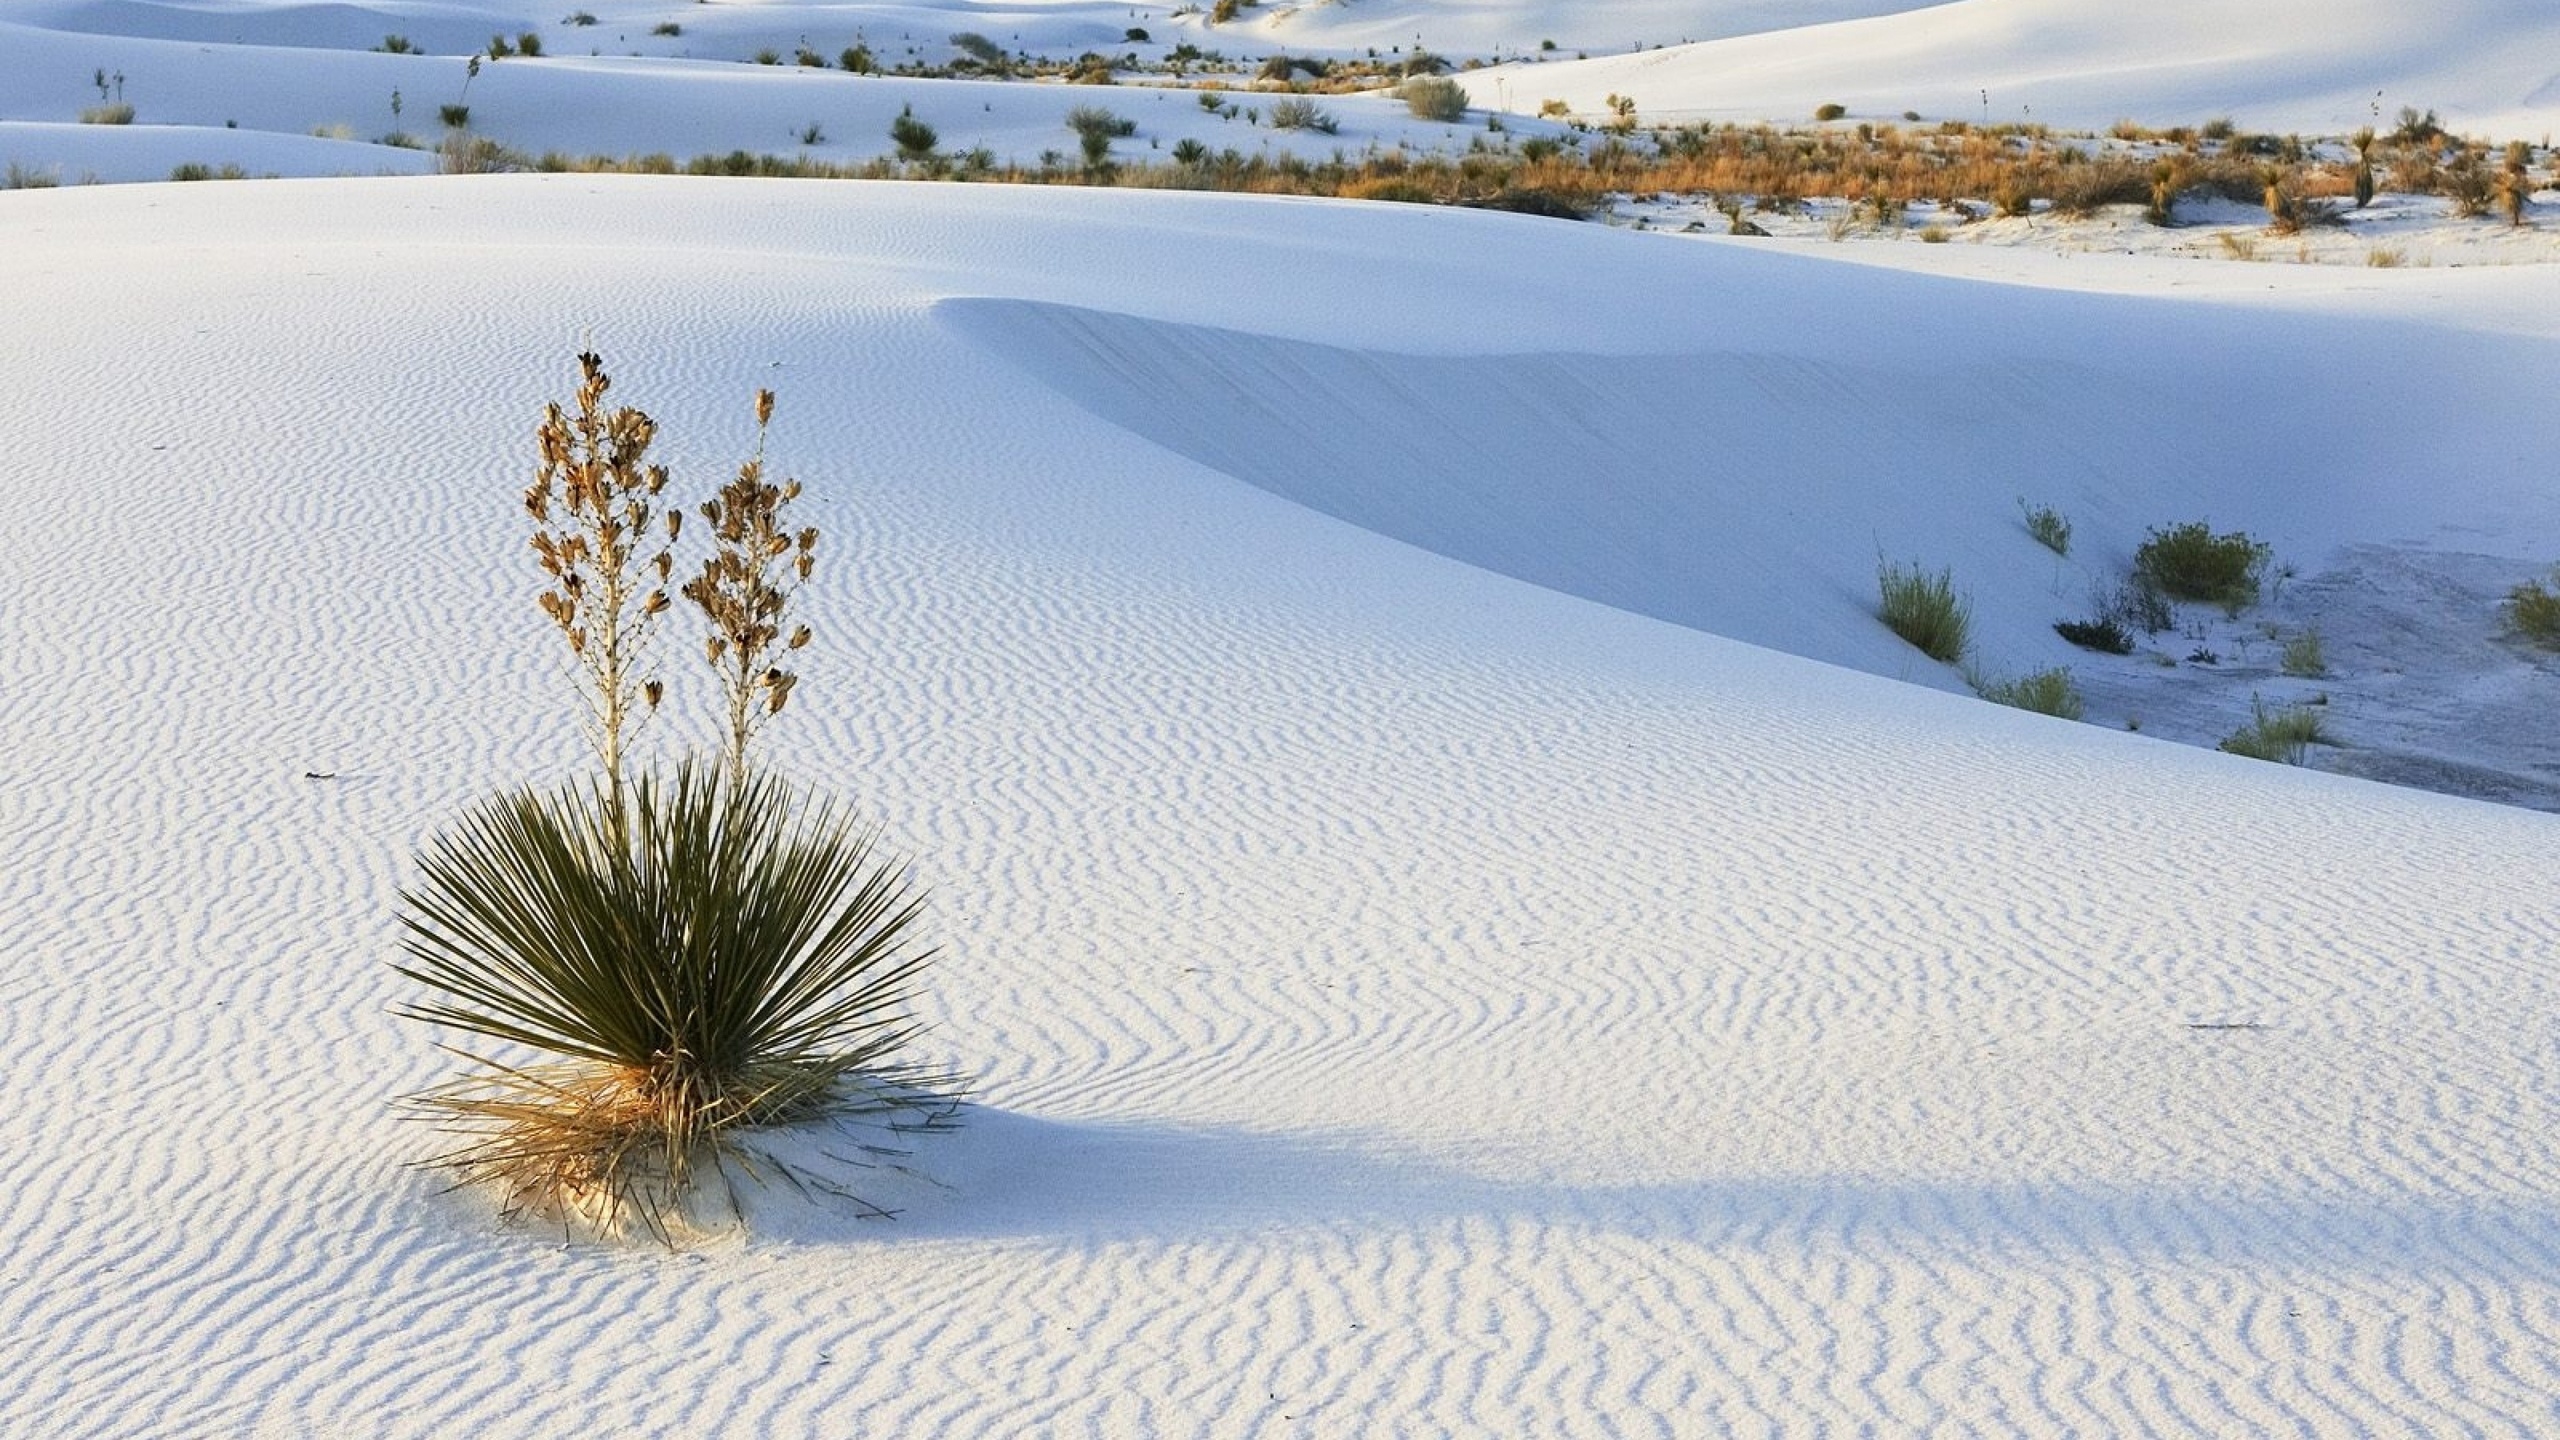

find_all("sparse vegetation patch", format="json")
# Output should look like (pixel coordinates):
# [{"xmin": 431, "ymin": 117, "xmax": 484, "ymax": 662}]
[{"xmin": 1877, "ymin": 560, "xmax": 1971, "ymax": 663}]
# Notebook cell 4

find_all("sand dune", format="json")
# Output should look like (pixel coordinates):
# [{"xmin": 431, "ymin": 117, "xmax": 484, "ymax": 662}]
[
  {"xmin": 7, "ymin": 0, "xmax": 2560, "ymax": 1434},
  {"xmin": 4, "ymin": 172, "xmax": 2559, "ymax": 1436}
]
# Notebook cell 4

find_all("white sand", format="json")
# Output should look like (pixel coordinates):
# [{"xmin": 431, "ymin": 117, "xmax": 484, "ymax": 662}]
[{"xmin": 5, "ymin": 5, "xmax": 2560, "ymax": 1437}]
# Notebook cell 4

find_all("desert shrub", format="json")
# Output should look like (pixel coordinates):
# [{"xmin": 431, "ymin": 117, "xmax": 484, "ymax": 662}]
[
  {"xmin": 1402, "ymin": 76, "xmax": 1469, "ymax": 123},
  {"xmin": 1211, "ymin": 0, "xmax": 1244, "ymax": 21},
  {"xmin": 78, "ymin": 104, "xmax": 135, "ymax": 125},
  {"xmin": 1814, "ymin": 102, "xmax": 1847, "ymax": 122},
  {"xmin": 398, "ymin": 763, "xmax": 948, "ymax": 1238},
  {"xmin": 889, "ymin": 106, "xmax": 938, "ymax": 161},
  {"xmin": 487, "ymin": 33, "xmax": 514, "ymax": 59},
  {"xmin": 2279, "ymin": 628, "xmax": 2327, "ymax": 677},
  {"xmin": 1267, "ymin": 97, "xmax": 1336, "ymax": 133},
  {"xmin": 2046, "ymin": 159, "xmax": 2149, "ymax": 217},
  {"xmin": 2134, "ymin": 521, "xmax": 2270, "ymax": 611},
  {"xmin": 516, "ymin": 31, "xmax": 543, "ymax": 57},
  {"xmin": 798, "ymin": 122, "xmax": 826, "ymax": 145},
  {"xmin": 653, "ymin": 22, "xmax": 681, "ymax": 37},
  {"xmin": 380, "ymin": 34, "xmax": 414, "ymax": 53},
  {"xmin": 4, "ymin": 162, "xmax": 60, "ymax": 189},
  {"xmin": 950, "ymin": 32, "xmax": 1003, "ymax": 66},
  {"xmin": 1065, "ymin": 105, "xmax": 1136, "ymax": 140},
  {"xmin": 1970, "ymin": 666, "xmax": 2084, "ymax": 719},
  {"xmin": 2218, "ymin": 697, "xmax": 2327, "ymax": 764},
  {"xmin": 840, "ymin": 45, "xmax": 872, "ymax": 73},
  {"xmin": 439, "ymin": 133, "xmax": 520, "ymax": 173},
  {"xmin": 2053, "ymin": 616, "xmax": 2134, "ymax": 654},
  {"xmin": 2018, "ymin": 498, "xmax": 2071, "ymax": 555},
  {"xmin": 1170, "ymin": 137, "xmax": 1209, "ymax": 167},
  {"xmin": 796, "ymin": 47, "xmax": 828, "ymax": 68},
  {"xmin": 2503, "ymin": 572, "xmax": 2560, "ymax": 648},
  {"xmin": 439, "ymin": 104, "xmax": 470, "ymax": 128},
  {"xmin": 1877, "ymin": 561, "xmax": 1971, "ymax": 663}
]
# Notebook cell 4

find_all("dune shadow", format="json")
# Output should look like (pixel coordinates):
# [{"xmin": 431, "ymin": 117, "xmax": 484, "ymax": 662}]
[{"xmin": 748, "ymin": 1106, "xmax": 2560, "ymax": 1279}]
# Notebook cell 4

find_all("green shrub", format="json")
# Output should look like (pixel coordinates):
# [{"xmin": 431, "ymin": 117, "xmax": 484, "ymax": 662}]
[
  {"xmin": 2504, "ymin": 572, "xmax": 2560, "ymax": 648},
  {"xmin": 1970, "ymin": 665, "xmax": 2084, "ymax": 719},
  {"xmin": 2018, "ymin": 498, "xmax": 2071, "ymax": 556},
  {"xmin": 379, "ymin": 34, "xmax": 414, "ymax": 53},
  {"xmin": 1065, "ymin": 105, "xmax": 1136, "ymax": 140},
  {"xmin": 2053, "ymin": 616, "xmax": 2133, "ymax": 654},
  {"xmin": 2278, "ymin": 628, "xmax": 2327, "ymax": 677},
  {"xmin": 2218, "ymin": 697, "xmax": 2327, "ymax": 764},
  {"xmin": 516, "ymin": 31, "xmax": 543, "ymax": 57},
  {"xmin": 889, "ymin": 106, "xmax": 938, "ymax": 161},
  {"xmin": 439, "ymin": 103, "xmax": 470, "ymax": 128},
  {"xmin": 1877, "ymin": 561, "xmax": 1971, "ymax": 663},
  {"xmin": 2134, "ymin": 521, "xmax": 2270, "ymax": 611},
  {"xmin": 1268, "ymin": 97, "xmax": 1336, "ymax": 133},
  {"xmin": 1402, "ymin": 76, "xmax": 1469, "ymax": 123},
  {"xmin": 652, "ymin": 22, "xmax": 680, "ymax": 37},
  {"xmin": 1814, "ymin": 102, "xmax": 1848, "ymax": 122}
]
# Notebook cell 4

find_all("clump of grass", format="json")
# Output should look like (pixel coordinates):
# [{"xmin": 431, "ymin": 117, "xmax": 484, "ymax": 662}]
[
  {"xmin": 1402, "ymin": 76, "xmax": 1468, "ymax": 123},
  {"xmin": 2134, "ymin": 520, "xmax": 2270, "ymax": 612},
  {"xmin": 2018, "ymin": 497, "xmax": 2071, "ymax": 556},
  {"xmin": 1969, "ymin": 665, "xmax": 2084, "ymax": 719},
  {"xmin": 1877, "ymin": 560, "xmax": 1971, "ymax": 663},
  {"xmin": 1267, "ymin": 96, "xmax": 1336, "ymax": 133},
  {"xmin": 889, "ymin": 105, "xmax": 937, "ymax": 161},
  {"xmin": 2503, "ymin": 571, "xmax": 2560, "ymax": 648},
  {"xmin": 2218, "ymin": 697, "xmax": 2328, "ymax": 764},
  {"xmin": 78, "ymin": 103, "xmax": 134, "ymax": 125},
  {"xmin": 2279, "ymin": 627, "xmax": 2328, "ymax": 677}
]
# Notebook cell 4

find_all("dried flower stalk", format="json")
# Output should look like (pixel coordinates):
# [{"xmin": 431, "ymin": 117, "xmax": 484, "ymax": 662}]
[
  {"xmin": 526, "ymin": 351, "xmax": 675, "ymax": 806},
  {"xmin": 682, "ymin": 387, "xmax": 815, "ymax": 788}
]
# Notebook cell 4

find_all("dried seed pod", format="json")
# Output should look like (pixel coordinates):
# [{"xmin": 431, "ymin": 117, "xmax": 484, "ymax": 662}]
[
  {"xmin": 755, "ymin": 389, "xmax": 775, "ymax": 427},
  {"xmin": 788, "ymin": 625, "xmax": 811, "ymax": 650},
  {"xmin": 643, "ymin": 679, "xmax": 663, "ymax": 708}
]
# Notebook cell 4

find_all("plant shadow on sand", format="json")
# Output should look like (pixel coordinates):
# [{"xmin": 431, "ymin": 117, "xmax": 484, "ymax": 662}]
[{"xmin": 741, "ymin": 1107, "xmax": 2560, "ymax": 1279}]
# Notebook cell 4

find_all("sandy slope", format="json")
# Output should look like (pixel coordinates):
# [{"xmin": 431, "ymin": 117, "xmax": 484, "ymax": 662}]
[
  {"xmin": 5, "ymin": 174, "xmax": 2560, "ymax": 1436},
  {"xmin": 1481, "ymin": 0, "xmax": 2560, "ymax": 133}
]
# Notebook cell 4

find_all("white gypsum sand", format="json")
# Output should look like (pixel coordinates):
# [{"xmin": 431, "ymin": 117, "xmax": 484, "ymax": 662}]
[{"xmin": 3, "ymin": 2, "xmax": 2560, "ymax": 1436}]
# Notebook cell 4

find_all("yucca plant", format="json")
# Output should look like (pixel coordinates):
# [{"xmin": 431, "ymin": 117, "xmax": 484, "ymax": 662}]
[
  {"xmin": 398, "ymin": 760, "xmax": 950, "ymax": 1237},
  {"xmin": 400, "ymin": 352, "xmax": 956, "ymax": 1240}
]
